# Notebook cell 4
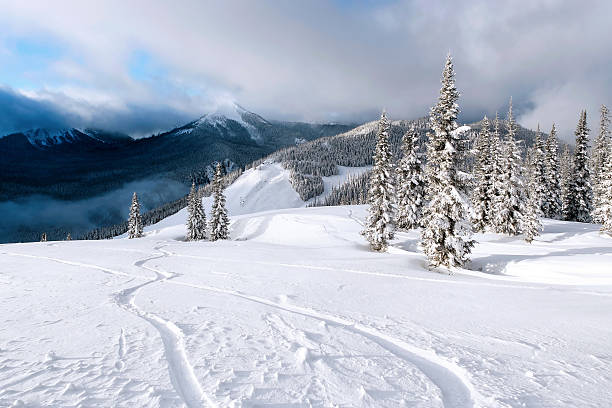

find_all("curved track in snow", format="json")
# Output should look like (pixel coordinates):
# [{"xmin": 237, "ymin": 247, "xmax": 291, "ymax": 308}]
[
  {"xmin": 166, "ymin": 279, "xmax": 480, "ymax": 408},
  {"xmin": 112, "ymin": 245, "xmax": 215, "ymax": 408},
  {"xmin": 3, "ymin": 247, "xmax": 215, "ymax": 408}
]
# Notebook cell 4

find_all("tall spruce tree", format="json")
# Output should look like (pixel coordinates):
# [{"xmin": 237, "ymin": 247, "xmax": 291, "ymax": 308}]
[
  {"xmin": 492, "ymin": 98, "xmax": 524, "ymax": 235},
  {"xmin": 395, "ymin": 126, "xmax": 425, "ymax": 230},
  {"xmin": 472, "ymin": 116, "xmax": 494, "ymax": 232},
  {"xmin": 523, "ymin": 158, "xmax": 542, "ymax": 243},
  {"xmin": 490, "ymin": 112, "xmax": 503, "ymax": 208},
  {"xmin": 128, "ymin": 192, "xmax": 143, "ymax": 239},
  {"xmin": 532, "ymin": 124, "xmax": 547, "ymax": 215},
  {"xmin": 363, "ymin": 110, "xmax": 395, "ymax": 250},
  {"xmin": 543, "ymin": 124, "xmax": 562, "ymax": 218},
  {"xmin": 560, "ymin": 145, "xmax": 573, "ymax": 220},
  {"xmin": 187, "ymin": 182, "xmax": 207, "ymax": 240},
  {"xmin": 421, "ymin": 54, "xmax": 474, "ymax": 269},
  {"xmin": 568, "ymin": 110, "xmax": 593, "ymax": 222},
  {"xmin": 209, "ymin": 163, "xmax": 230, "ymax": 241},
  {"xmin": 593, "ymin": 143, "xmax": 612, "ymax": 234},
  {"xmin": 592, "ymin": 105, "xmax": 610, "ymax": 222}
]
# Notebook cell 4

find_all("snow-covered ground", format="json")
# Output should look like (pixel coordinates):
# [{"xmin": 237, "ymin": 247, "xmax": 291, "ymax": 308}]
[{"xmin": 1, "ymin": 203, "xmax": 612, "ymax": 407}]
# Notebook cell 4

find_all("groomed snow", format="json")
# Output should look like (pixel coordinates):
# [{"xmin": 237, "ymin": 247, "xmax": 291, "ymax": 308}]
[{"xmin": 1, "ymin": 204, "xmax": 612, "ymax": 407}]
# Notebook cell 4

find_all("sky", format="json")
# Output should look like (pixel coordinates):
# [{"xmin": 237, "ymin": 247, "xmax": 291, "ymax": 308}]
[{"xmin": 0, "ymin": 0, "xmax": 610, "ymax": 140}]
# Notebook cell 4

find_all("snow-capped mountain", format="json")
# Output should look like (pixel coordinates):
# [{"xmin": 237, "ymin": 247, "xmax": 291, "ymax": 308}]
[
  {"xmin": 166, "ymin": 103, "xmax": 265, "ymax": 142},
  {"xmin": 11, "ymin": 128, "xmax": 132, "ymax": 149},
  {"xmin": 0, "ymin": 106, "xmax": 354, "ymax": 243}
]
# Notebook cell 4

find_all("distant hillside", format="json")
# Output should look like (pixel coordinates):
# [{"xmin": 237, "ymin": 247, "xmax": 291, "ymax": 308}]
[{"xmin": 0, "ymin": 104, "xmax": 355, "ymax": 243}]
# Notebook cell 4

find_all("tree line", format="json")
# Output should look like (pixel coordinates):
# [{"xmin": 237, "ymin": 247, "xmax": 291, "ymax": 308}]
[{"xmin": 362, "ymin": 54, "xmax": 612, "ymax": 270}]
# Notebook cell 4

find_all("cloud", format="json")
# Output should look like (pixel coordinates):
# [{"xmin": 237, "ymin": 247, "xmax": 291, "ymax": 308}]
[
  {"xmin": 0, "ymin": 177, "xmax": 187, "ymax": 243},
  {"xmin": 0, "ymin": 0, "xmax": 611, "ymax": 140},
  {"xmin": 0, "ymin": 86, "xmax": 196, "ymax": 137}
]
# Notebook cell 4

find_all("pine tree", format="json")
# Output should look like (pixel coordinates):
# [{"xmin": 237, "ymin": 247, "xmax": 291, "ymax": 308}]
[
  {"xmin": 471, "ymin": 116, "xmax": 494, "ymax": 232},
  {"xmin": 209, "ymin": 163, "xmax": 230, "ymax": 241},
  {"xmin": 560, "ymin": 145, "xmax": 573, "ymax": 220},
  {"xmin": 523, "ymin": 160, "xmax": 542, "ymax": 243},
  {"xmin": 363, "ymin": 110, "xmax": 395, "ymax": 250},
  {"xmin": 532, "ymin": 124, "xmax": 547, "ymax": 215},
  {"xmin": 395, "ymin": 126, "xmax": 425, "ymax": 230},
  {"xmin": 128, "ymin": 192, "xmax": 143, "ymax": 239},
  {"xmin": 593, "ymin": 143, "xmax": 612, "ymax": 235},
  {"xmin": 592, "ymin": 105, "xmax": 610, "ymax": 222},
  {"xmin": 187, "ymin": 183, "xmax": 207, "ymax": 240},
  {"xmin": 568, "ymin": 110, "xmax": 593, "ymax": 222},
  {"xmin": 543, "ymin": 124, "xmax": 562, "ymax": 218},
  {"xmin": 491, "ymin": 98, "xmax": 524, "ymax": 235},
  {"xmin": 421, "ymin": 54, "xmax": 474, "ymax": 269},
  {"xmin": 490, "ymin": 112, "xmax": 503, "ymax": 209}
]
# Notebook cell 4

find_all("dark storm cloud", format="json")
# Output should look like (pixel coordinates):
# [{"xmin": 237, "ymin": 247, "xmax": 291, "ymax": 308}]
[
  {"xmin": 0, "ymin": 0, "xmax": 610, "ymax": 139},
  {"xmin": 0, "ymin": 86, "xmax": 194, "ymax": 137}
]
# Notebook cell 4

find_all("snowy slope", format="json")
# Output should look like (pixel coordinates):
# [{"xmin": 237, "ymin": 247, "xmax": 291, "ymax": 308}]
[
  {"xmin": 149, "ymin": 161, "xmax": 370, "ymax": 234},
  {"xmin": 1, "ymin": 206, "xmax": 612, "ymax": 407}
]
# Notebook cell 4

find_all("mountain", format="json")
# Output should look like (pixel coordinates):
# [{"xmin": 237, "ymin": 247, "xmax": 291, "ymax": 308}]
[
  {"xmin": 86, "ymin": 115, "xmax": 551, "ymax": 241},
  {"xmin": 0, "ymin": 104, "xmax": 355, "ymax": 243}
]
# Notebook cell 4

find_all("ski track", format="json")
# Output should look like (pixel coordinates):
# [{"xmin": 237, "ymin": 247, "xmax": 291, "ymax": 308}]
[
  {"xmin": 162, "ymin": 250, "xmax": 612, "ymax": 297},
  {"xmin": 112, "ymin": 245, "xmax": 216, "ymax": 408},
  {"xmin": 1, "ymin": 251, "xmax": 131, "ymax": 278},
  {"xmin": 4, "ymin": 239, "xmax": 610, "ymax": 407},
  {"xmin": 167, "ymin": 279, "xmax": 480, "ymax": 408},
  {"xmin": 1, "ymin": 245, "xmax": 479, "ymax": 406},
  {"xmin": 2, "ymin": 247, "xmax": 215, "ymax": 407}
]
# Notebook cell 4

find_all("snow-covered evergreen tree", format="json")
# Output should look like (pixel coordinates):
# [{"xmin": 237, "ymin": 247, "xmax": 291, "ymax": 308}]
[
  {"xmin": 490, "ymin": 112, "xmax": 503, "ymax": 208},
  {"xmin": 395, "ymin": 126, "xmax": 424, "ymax": 230},
  {"xmin": 491, "ymin": 98, "xmax": 524, "ymax": 235},
  {"xmin": 543, "ymin": 124, "xmax": 562, "ymax": 218},
  {"xmin": 209, "ymin": 163, "xmax": 230, "ymax": 241},
  {"xmin": 592, "ymin": 105, "xmax": 610, "ymax": 222},
  {"xmin": 421, "ymin": 54, "xmax": 474, "ymax": 269},
  {"xmin": 128, "ymin": 192, "xmax": 143, "ymax": 239},
  {"xmin": 471, "ymin": 116, "xmax": 494, "ymax": 232},
  {"xmin": 187, "ymin": 182, "xmax": 207, "ymax": 240},
  {"xmin": 560, "ymin": 145, "xmax": 573, "ymax": 220},
  {"xmin": 567, "ymin": 110, "xmax": 593, "ymax": 222},
  {"xmin": 363, "ymin": 110, "xmax": 395, "ymax": 250},
  {"xmin": 523, "ymin": 161, "xmax": 542, "ymax": 243},
  {"xmin": 532, "ymin": 124, "xmax": 547, "ymax": 215},
  {"xmin": 593, "ymin": 143, "xmax": 612, "ymax": 235}
]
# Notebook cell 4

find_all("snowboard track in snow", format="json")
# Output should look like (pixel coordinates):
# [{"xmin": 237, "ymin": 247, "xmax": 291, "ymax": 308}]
[
  {"xmin": 2, "ymin": 247, "xmax": 215, "ymax": 407},
  {"xmin": 2, "ymin": 247, "xmax": 478, "ymax": 407},
  {"xmin": 112, "ymin": 245, "xmax": 215, "ymax": 408},
  {"xmin": 162, "ymin": 249, "xmax": 612, "ymax": 297},
  {"xmin": 167, "ymin": 279, "xmax": 480, "ymax": 408}
]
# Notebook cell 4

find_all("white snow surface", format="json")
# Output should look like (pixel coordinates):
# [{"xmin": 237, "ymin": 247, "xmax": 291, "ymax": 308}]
[
  {"xmin": 192, "ymin": 103, "xmax": 262, "ymax": 141},
  {"xmin": 23, "ymin": 129, "xmax": 83, "ymax": 147},
  {"xmin": 2, "ymin": 202, "xmax": 612, "ymax": 407},
  {"xmin": 185, "ymin": 161, "xmax": 369, "ymax": 221}
]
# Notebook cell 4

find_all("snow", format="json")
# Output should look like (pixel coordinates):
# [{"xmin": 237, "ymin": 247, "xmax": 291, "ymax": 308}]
[
  {"xmin": 192, "ymin": 102, "xmax": 261, "ymax": 141},
  {"xmin": 23, "ymin": 129, "xmax": 82, "ymax": 147},
  {"xmin": 156, "ymin": 161, "xmax": 370, "ymax": 223},
  {"xmin": 2, "ymin": 159, "xmax": 612, "ymax": 406},
  {"xmin": 2, "ymin": 205, "xmax": 612, "ymax": 407},
  {"xmin": 452, "ymin": 125, "xmax": 471, "ymax": 136}
]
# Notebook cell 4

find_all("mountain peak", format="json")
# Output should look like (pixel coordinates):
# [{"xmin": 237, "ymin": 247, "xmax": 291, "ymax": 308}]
[{"xmin": 23, "ymin": 128, "xmax": 85, "ymax": 147}]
